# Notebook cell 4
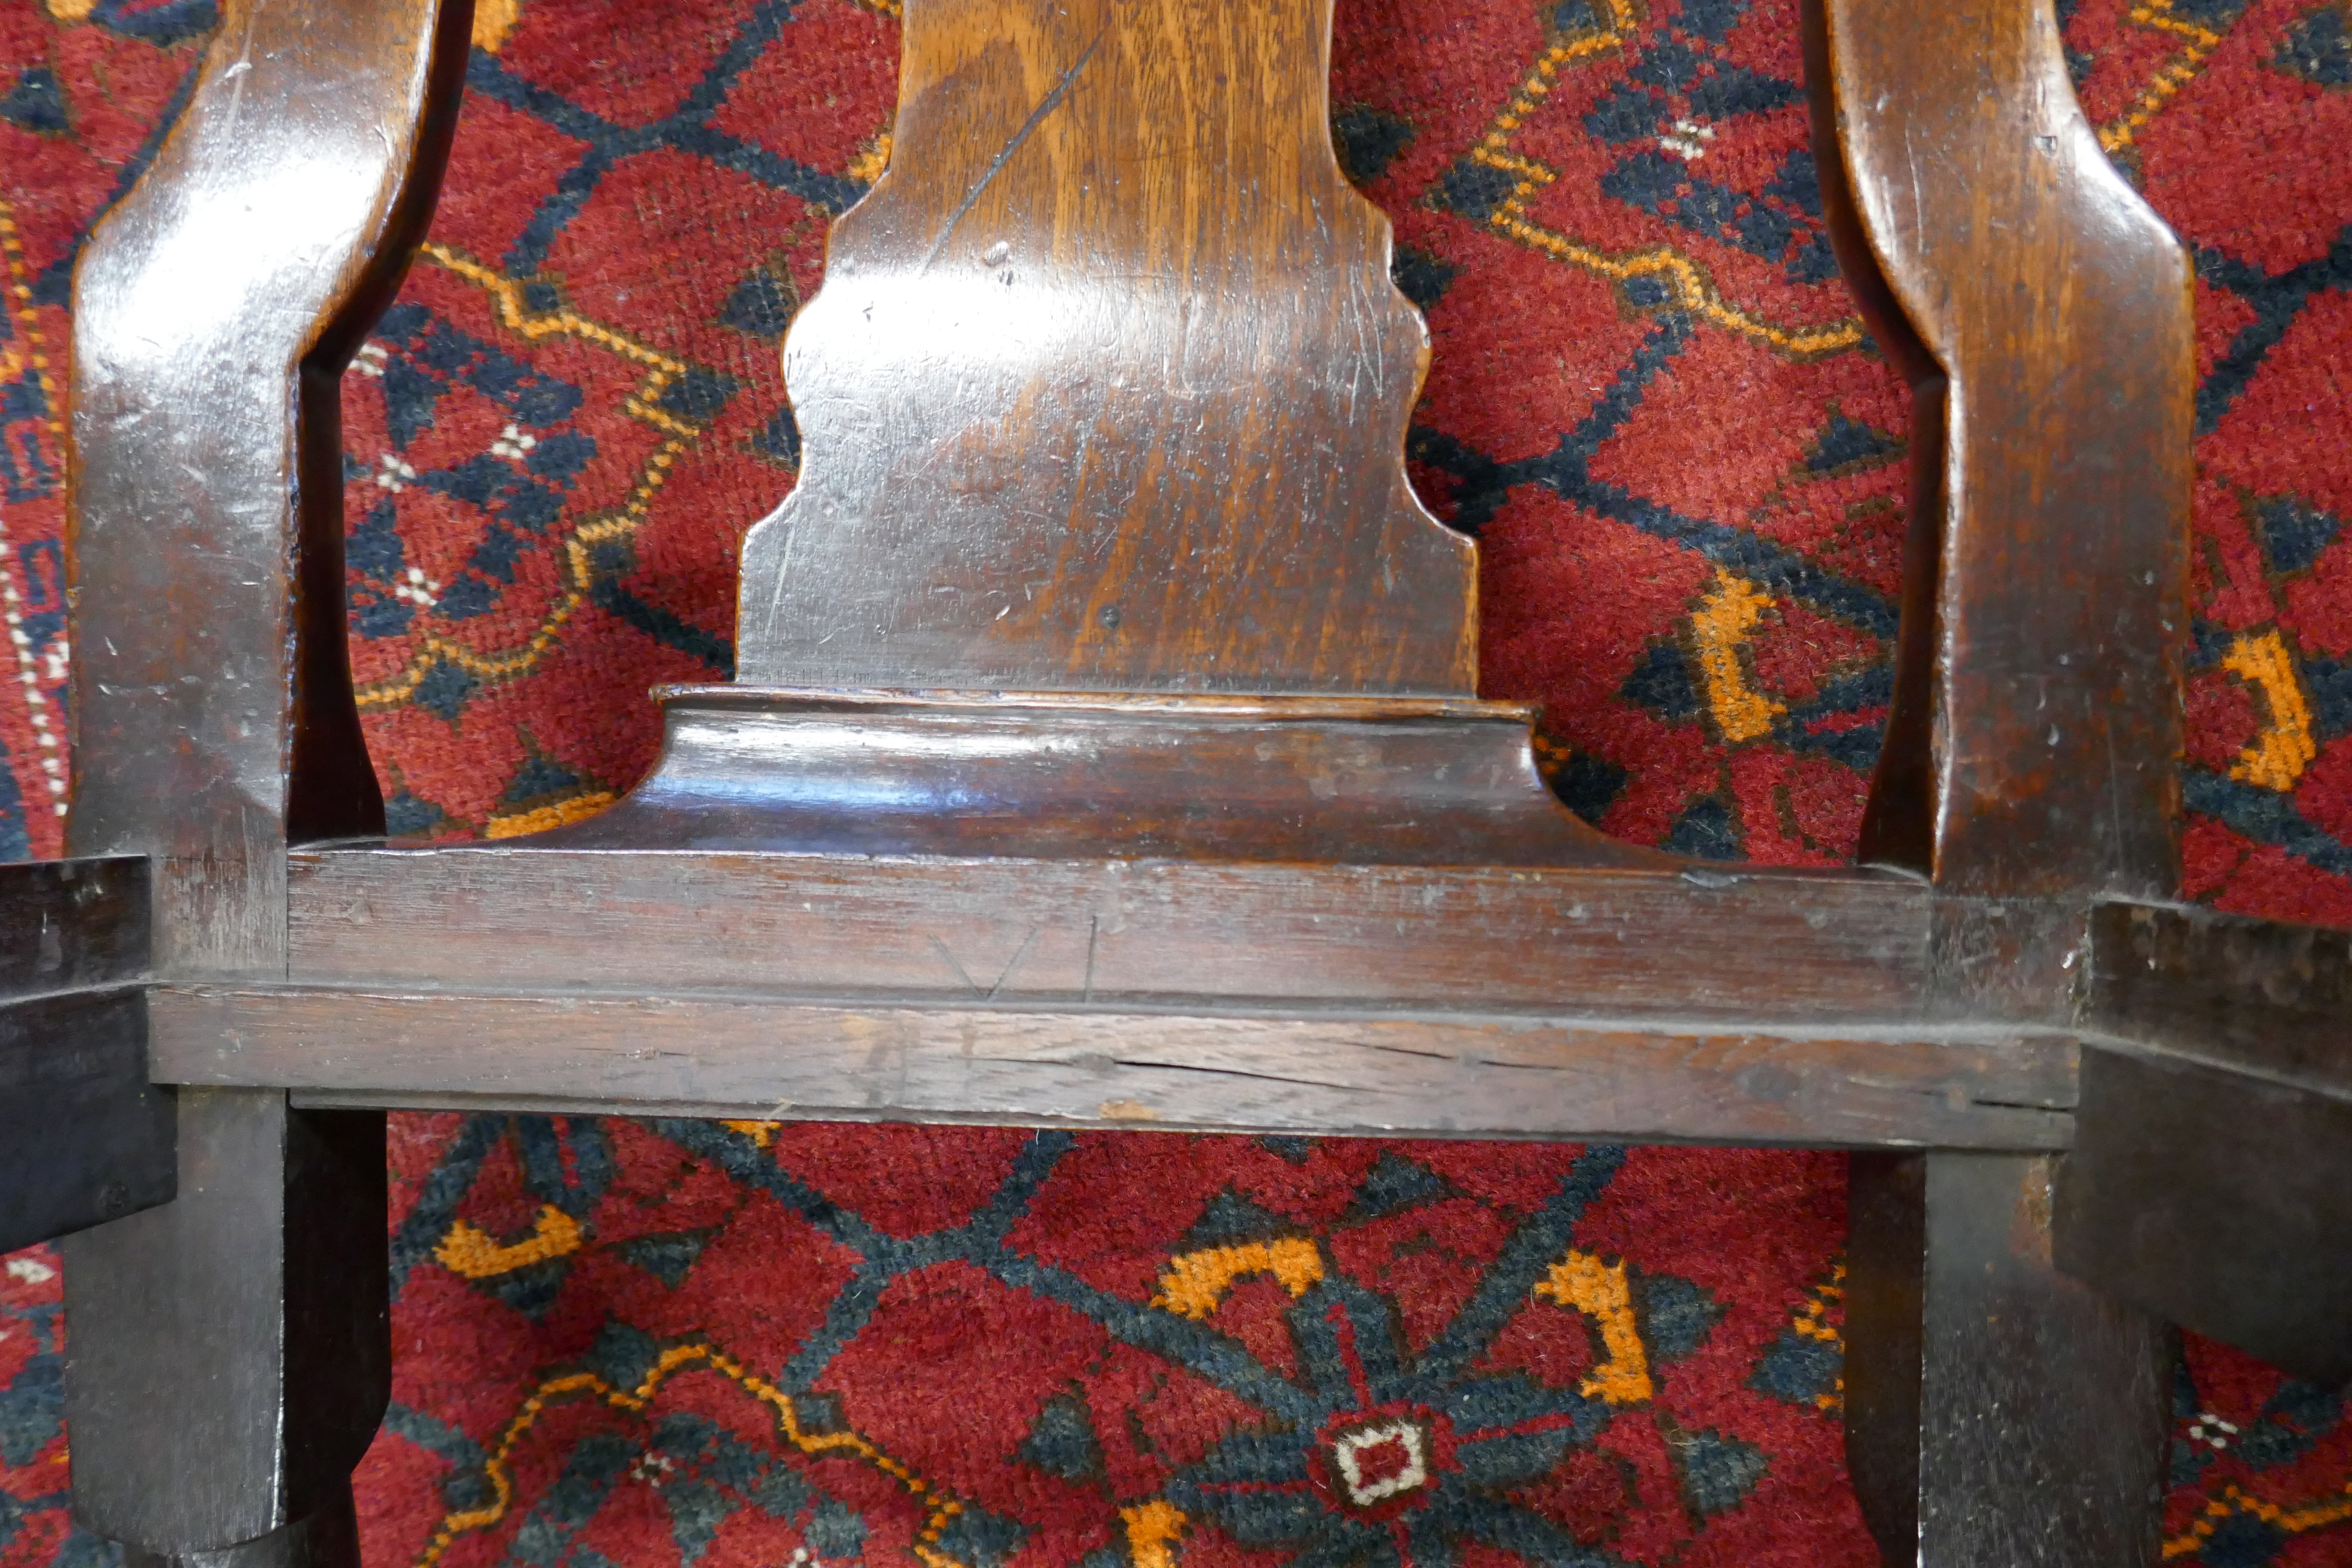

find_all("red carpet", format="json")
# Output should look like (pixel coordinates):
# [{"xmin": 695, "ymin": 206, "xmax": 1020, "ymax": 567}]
[{"xmin": 4, "ymin": 0, "xmax": 2351, "ymax": 1561}]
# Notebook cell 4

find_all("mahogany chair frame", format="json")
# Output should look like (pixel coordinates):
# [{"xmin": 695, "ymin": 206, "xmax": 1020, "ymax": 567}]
[{"xmin": 5, "ymin": 0, "xmax": 2348, "ymax": 1562}]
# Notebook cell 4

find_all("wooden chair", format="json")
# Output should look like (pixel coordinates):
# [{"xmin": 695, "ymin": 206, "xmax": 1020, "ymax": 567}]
[{"xmin": 5, "ymin": 0, "xmax": 2347, "ymax": 1561}]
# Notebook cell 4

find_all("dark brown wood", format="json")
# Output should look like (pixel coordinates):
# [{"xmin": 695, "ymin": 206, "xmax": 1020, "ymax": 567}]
[
  {"xmin": 288, "ymin": 845, "xmax": 1931, "ymax": 1021},
  {"xmin": 1800, "ymin": 0, "xmax": 1947, "ymax": 883},
  {"xmin": 0, "ymin": 855, "xmax": 171, "ymax": 1250},
  {"xmin": 66, "ymin": 0, "xmax": 465, "ymax": 957},
  {"xmin": 1926, "ymin": 896, "xmax": 2090, "ymax": 1029},
  {"xmin": 679, "ymin": 0, "xmax": 1637, "ymax": 870},
  {"xmin": 58, "ymin": 0, "xmax": 466, "ymax": 1553},
  {"xmin": 1846, "ymin": 1153, "xmax": 2174, "ymax": 1568},
  {"xmin": 2082, "ymin": 897, "xmax": 2352, "ymax": 1096},
  {"xmin": 2060, "ymin": 1048, "xmax": 2352, "ymax": 1385},
  {"xmin": 735, "ymin": 0, "xmax": 1471, "ymax": 694},
  {"xmin": 121, "ymin": 1484, "xmax": 359, "ymax": 1568},
  {"xmin": 0, "ymin": 856, "xmax": 148, "ymax": 998},
  {"xmin": 1810, "ymin": 5, "xmax": 2190, "ymax": 1556},
  {"xmin": 554, "ymin": 686, "xmax": 1663, "ymax": 867},
  {"xmin": 62, "ymin": 1093, "xmax": 389, "ymax": 1555},
  {"xmin": 151, "ymin": 986, "xmax": 2079, "ymax": 1149},
  {"xmin": 1814, "ymin": 0, "xmax": 2193, "ymax": 902},
  {"xmin": 1842, "ymin": 1154, "xmax": 1926, "ymax": 1564},
  {"xmin": 0, "ymin": 989, "xmax": 173, "ymax": 1253},
  {"xmin": 2067, "ymin": 899, "xmax": 2352, "ymax": 1381}
]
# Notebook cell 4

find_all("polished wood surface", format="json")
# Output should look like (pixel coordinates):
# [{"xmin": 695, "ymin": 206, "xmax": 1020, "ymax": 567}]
[
  {"xmin": 58, "ymin": 0, "xmax": 467, "ymax": 1555},
  {"xmin": 1808, "ymin": 0, "xmax": 2191, "ymax": 1553},
  {"xmin": 548, "ymin": 686, "xmax": 1664, "ymax": 865},
  {"xmin": 713, "ymin": 0, "xmax": 1634, "ymax": 872},
  {"xmin": 1815, "ymin": 0, "xmax": 2193, "ymax": 902},
  {"xmin": 1849, "ymin": 1154, "xmax": 2173, "ymax": 1568},
  {"xmin": 67, "ymin": 0, "xmax": 465, "ymax": 968},
  {"xmin": 735, "ymin": 0, "xmax": 1471, "ymax": 693},
  {"xmin": 62, "ymin": 1093, "xmax": 389, "ymax": 1561},
  {"xmin": 152, "ymin": 987, "xmax": 2078, "ymax": 1149}
]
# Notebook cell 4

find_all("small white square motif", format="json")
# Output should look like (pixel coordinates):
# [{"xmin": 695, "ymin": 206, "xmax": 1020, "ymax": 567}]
[{"xmin": 1332, "ymin": 1418, "xmax": 1428, "ymax": 1506}]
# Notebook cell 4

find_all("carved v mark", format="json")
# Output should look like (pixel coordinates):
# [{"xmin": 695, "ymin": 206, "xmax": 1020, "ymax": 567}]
[{"xmin": 930, "ymin": 926, "xmax": 1043, "ymax": 998}]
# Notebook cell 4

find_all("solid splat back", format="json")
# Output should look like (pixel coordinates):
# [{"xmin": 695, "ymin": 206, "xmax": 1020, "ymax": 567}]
[{"xmin": 735, "ymin": 0, "xmax": 1475, "ymax": 695}]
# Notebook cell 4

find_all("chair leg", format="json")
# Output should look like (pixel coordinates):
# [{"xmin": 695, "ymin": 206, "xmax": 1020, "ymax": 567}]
[
  {"xmin": 60, "ymin": 1088, "xmax": 388, "ymax": 1559},
  {"xmin": 1846, "ymin": 1152, "xmax": 2174, "ymax": 1568}
]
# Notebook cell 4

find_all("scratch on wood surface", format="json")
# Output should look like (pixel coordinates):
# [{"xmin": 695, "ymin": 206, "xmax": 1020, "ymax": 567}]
[{"xmin": 920, "ymin": 27, "xmax": 1108, "ymax": 270}]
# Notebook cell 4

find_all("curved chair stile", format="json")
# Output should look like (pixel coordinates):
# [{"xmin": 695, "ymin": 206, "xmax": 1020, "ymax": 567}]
[{"xmin": 58, "ymin": 0, "xmax": 469, "ymax": 1558}]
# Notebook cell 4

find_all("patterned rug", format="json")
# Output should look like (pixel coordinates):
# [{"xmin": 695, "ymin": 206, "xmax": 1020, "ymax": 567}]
[{"xmin": 4, "ymin": 0, "xmax": 2352, "ymax": 1562}]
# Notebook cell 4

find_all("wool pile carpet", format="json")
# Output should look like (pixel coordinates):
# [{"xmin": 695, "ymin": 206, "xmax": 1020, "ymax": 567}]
[{"xmin": 3, "ymin": 0, "xmax": 2351, "ymax": 1562}]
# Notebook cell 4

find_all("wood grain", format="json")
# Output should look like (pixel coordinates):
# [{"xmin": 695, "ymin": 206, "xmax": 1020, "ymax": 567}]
[
  {"xmin": 1810, "ymin": 4, "xmax": 2185, "ymax": 1552},
  {"xmin": 150, "ymin": 986, "xmax": 2078, "ymax": 1149},
  {"xmin": 288, "ymin": 846, "xmax": 1933, "ymax": 1022},
  {"xmin": 735, "ymin": 0, "xmax": 1472, "ymax": 693},
  {"xmin": 1848, "ymin": 1153, "xmax": 2173, "ymax": 1568},
  {"xmin": 2084, "ymin": 897, "xmax": 2352, "ymax": 1099},
  {"xmin": 58, "ymin": 0, "xmax": 462, "ymax": 1550},
  {"xmin": 1816, "ymin": 0, "xmax": 2193, "ymax": 901},
  {"xmin": 67, "ymin": 0, "xmax": 465, "ymax": 974},
  {"xmin": 1801, "ymin": 0, "xmax": 1945, "ymax": 882},
  {"xmin": 24, "ymin": 0, "xmax": 2248, "ymax": 1541}
]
